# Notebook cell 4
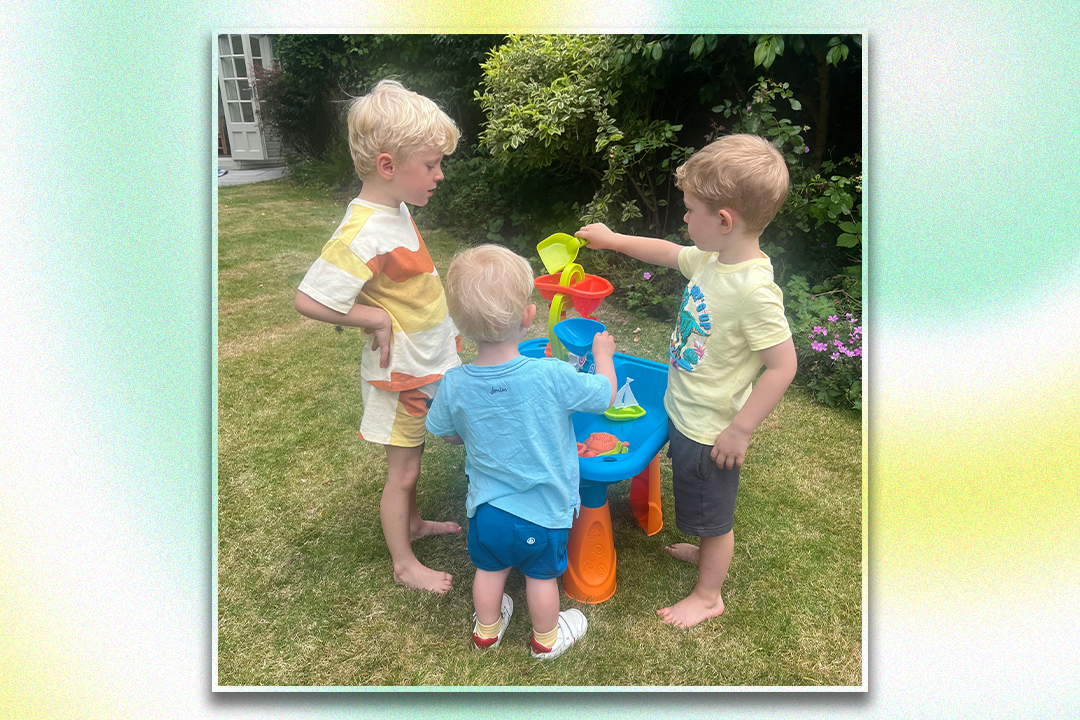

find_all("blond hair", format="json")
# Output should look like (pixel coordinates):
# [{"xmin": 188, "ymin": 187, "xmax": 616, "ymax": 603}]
[
  {"xmin": 674, "ymin": 134, "xmax": 790, "ymax": 235},
  {"xmin": 347, "ymin": 79, "xmax": 460, "ymax": 180},
  {"xmin": 445, "ymin": 245, "xmax": 534, "ymax": 344}
]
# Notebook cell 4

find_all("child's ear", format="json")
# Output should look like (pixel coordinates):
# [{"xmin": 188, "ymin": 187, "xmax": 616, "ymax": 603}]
[
  {"xmin": 717, "ymin": 208, "xmax": 735, "ymax": 234},
  {"xmin": 375, "ymin": 153, "xmax": 395, "ymax": 180},
  {"xmin": 522, "ymin": 304, "xmax": 537, "ymax": 328}
]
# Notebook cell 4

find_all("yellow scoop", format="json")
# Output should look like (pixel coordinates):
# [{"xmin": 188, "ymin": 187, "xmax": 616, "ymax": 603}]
[{"xmin": 537, "ymin": 233, "xmax": 587, "ymax": 274}]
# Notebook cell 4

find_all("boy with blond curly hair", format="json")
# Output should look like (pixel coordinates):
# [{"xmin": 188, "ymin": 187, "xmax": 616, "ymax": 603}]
[
  {"xmin": 294, "ymin": 79, "xmax": 463, "ymax": 595},
  {"xmin": 576, "ymin": 134, "xmax": 798, "ymax": 628},
  {"xmin": 426, "ymin": 244, "xmax": 617, "ymax": 659}
]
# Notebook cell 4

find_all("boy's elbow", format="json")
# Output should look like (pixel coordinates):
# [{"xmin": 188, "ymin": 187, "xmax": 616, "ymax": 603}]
[{"xmin": 294, "ymin": 290, "xmax": 314, "ymax": 318}]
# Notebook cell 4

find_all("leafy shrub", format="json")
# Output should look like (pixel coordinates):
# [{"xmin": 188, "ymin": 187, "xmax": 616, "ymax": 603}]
[
  {"xmin": 475, "ymin": 34, "xmax": 695, "ymax": 237},
  {"xmin": 712, "ymin": 77, "xmax": 862, "ymax": 292},
  {"xmin": 784, "ymin": 274, "xmax": 862, "ymax": 411}
]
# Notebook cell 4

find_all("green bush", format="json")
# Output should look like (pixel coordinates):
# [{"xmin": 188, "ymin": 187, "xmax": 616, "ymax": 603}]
[
  {"xmin": 475, "ymin": 34, "xmax": 696, "ymax": 237},
  {"xmin": 784, "ymin": 274, "xmax": 862, "ymax": 411},
  {"xmin": 713, "ymin": 77, "xmax": 862, "ymax": 288}
]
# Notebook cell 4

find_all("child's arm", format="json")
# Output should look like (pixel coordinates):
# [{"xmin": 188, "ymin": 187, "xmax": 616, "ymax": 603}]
[
  {"xmin": 590, "ymin": 331, "xmax": 619, "ymax": 405},
  {"xmin": 576, "ymin": 223, "xmax": 682, "ymax": 270},
  {"xmin": 294, "ymin": 290, "xmax": 394, "ymax": 368},
  {"xmin": 710, "ymin": 337, "xmax": 798, "ymax": 470}
]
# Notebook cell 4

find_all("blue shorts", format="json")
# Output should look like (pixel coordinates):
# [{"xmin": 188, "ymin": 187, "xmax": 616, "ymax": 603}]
[{"xmin": 467, "ymin": 503, "xmax": 569, "ymax": 580}]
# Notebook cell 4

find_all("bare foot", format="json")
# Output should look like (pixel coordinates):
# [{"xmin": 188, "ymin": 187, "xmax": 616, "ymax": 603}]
[
  {"xmin": 410, "ymin": 519, "xmax": 462, "ymax": 542},
  {"xmin": 657, "ymin": 592, "xmax": 725, "ymax": 628},
  {"xmin": 393, "ymin": 563, "xmax": 453, "ymax": 595},
  {"xmin": 664, "ymin": 543, "xmax": 700, "ymax": 565}
]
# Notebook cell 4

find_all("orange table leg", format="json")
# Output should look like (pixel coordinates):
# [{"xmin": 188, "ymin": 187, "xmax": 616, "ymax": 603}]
[
  {"xmin": 629, "ymin": 454, "xmax": 663, "ymax": 536},
  {"xmin": 562, "ymin": 501, "xmax": 616, "ymax": 603}
]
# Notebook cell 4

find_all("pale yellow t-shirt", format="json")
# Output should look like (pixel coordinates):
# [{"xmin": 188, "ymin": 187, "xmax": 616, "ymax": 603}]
[{"xmin": 664, "ymin": 246, "xmax": 792, "ymax": 446}]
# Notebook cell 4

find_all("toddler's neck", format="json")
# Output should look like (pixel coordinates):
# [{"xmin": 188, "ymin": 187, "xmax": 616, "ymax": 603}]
[
  {"xmin": 714, "ymin": 233, "xmax": 763, "ymax": 265},
  {"xmin": 472, "ymin": 339, "xmax": 522, "ymax": 367}
]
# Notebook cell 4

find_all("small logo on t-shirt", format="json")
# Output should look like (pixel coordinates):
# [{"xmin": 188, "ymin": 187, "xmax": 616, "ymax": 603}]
[{"xmin": 490, "ymin": 386, "xmax": 507, "ymax": 395}]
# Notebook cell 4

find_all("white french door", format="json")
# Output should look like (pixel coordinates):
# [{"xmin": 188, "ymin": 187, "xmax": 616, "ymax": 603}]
[{"xmin": 216, "ymin": 34, "xmax": 272, "ymax": 161}]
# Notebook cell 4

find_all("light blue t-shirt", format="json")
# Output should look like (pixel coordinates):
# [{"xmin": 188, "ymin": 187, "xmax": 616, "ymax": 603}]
[{"xmin": 426, "ymin": 355, "xmax": 612, "ymax": 529}]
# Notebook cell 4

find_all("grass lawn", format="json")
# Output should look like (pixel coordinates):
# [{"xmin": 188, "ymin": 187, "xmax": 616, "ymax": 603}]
[{"xmin": 215, "ymin": 179, "xmax": 864, "ymax": 688}]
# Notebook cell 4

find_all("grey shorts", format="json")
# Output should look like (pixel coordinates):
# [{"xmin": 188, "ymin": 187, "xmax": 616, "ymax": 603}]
[{"xmin": 666, "ymin": 420, "xmax": 740, "ymax": 537}]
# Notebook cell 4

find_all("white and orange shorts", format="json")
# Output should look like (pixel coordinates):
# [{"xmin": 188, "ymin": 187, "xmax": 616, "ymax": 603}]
[{"xmin": 358, "ymin": 379, "xmax": 441, "ymax": 447}]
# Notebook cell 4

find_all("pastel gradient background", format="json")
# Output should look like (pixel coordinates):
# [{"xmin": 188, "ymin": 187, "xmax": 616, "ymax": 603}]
[{"xmin": 2, "ymin": 0, "xmax": 1078, "ymax": 717}]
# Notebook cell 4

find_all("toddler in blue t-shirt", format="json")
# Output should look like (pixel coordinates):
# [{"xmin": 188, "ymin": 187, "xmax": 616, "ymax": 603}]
[{"xmin": 426, "ymin": 244, "xmax": 616, "ymax": 660}]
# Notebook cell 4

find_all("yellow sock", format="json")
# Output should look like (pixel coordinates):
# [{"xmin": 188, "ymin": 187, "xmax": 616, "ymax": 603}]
[
  {"xmin": 532, "ymin": 626, "xmax": 558, "ymax": 648},
  {"xmin": 475, "ymin": 617, "xmax": 502, "ymax": 640}
]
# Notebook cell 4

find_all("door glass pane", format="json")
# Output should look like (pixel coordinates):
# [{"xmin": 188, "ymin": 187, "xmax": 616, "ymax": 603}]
[
  {"xmin": 252, "ymin": 57, "xmax": 263, "ymax": 69},
  {"xmin": 241, "ymin": 103, "xmax": 254, "ymax": 123},
  {"xmin": 218, "ymin": 36, "xmax": 230, "ymax": 56},
  {"xmin": 224, "ymin": 80, "xmax": 238, "ymax": 101},
  {"xmin": 231, "ymin": 35, "xmax": 243, "ymax": 55},
  {"xmin": 228, "ymin": 103, "xmax": 241, "ymax": 123},
  {"xmin": 220, "ymin": 58, "xmax": 234, "ymax": 79},
  {"xmin": 238, "ymin": 80, "xmax": 251, "ymax": 101},
  {"xmin": 233, "ymin": 58, "xmax": 246, "ymax": 78},
  {"xmin": 250, "ymin": 37, "xmax": 261, "ymax": 59}
]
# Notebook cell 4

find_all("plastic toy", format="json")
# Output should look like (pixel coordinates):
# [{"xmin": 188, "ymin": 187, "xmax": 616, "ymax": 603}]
[
  {"xmin": 553, "ymin": 317, "xmax": 605, "ymax": 357},
  {"xmin": 577, "ymin": 432, "xmax": 630, "ymax": 458},
  {"xmin": 537, "ymin": 232, "xmax": 587, "ymax": 273},
  {"xmin": 604, "ymin": 377, "xmax": 646, "ymax": 421},
  {"xmin": 526, "ymin": 233, "xmax": 668, "ymax": 602},
  {"xmin": 534, "ymin": 272, "xmax": 613, "ymax": 319},
  {"xmin": 546, "ymin": 293, "xmax": 571, "ymax": 361}
]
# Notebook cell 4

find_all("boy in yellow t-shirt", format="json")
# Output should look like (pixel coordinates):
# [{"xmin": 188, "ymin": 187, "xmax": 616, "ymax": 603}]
[
  {"xmin": 575, "ymin": 134, "xmax": 798, "ymax": 628},
  {"xmin": 294, "ymin": 80, "xmax": 463, "ymax": 595}
]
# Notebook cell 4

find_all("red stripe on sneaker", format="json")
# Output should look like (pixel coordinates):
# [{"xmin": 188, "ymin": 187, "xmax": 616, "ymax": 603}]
[
  {"xmin": 473, "ymin": 633, "xmax": 499, "ymax": 649},
  {"xmin": 530, "ymin": 635, "xmax": 553, "ymax": 654}
]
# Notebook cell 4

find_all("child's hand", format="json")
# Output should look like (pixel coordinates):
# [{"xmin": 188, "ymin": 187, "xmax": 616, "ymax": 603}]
[
  {"xmin": 591, "ymin": 330, "xmax": 616, "ymax": 361},
  {"xmin": 369, "ymin": 310, "xmax": 393, "ymax": 368},
  {"xmin": 575, "ymin": 223, "xmax": 618, "ymax": 250},
  {"xmin": 711, "ymin": 425, "xmax": 751, "ymax": 470}
]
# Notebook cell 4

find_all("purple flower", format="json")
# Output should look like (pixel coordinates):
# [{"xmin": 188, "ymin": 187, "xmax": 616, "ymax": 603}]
[
  {"xmin": 828, "ymin": 315, "xmax": 838, "ymax": 323},
  {"xmin": 643, "ymin": 271, "xmax": 652, "ymax": 280},
  {"xmin": 812, "ymin": 326, "xmax": 825, "ymax": 335},
  {"xmin": 831, "ymin": 352, "xmax": 840, "ymax": 360},
  {"xmin": 804, "ymin": 146, "xmax": 810, "ymax": 153},
  {"xmin": 811, "ymin": 341, "xmax": 827, "ymax": 352},
  {"xmin": 746, "ymin": 105, "xmax": 752, "ymax": 111}
]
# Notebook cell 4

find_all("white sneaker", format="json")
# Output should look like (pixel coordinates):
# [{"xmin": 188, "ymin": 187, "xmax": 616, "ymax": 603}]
[
  {"xmin": 530, "ymin": 609, "xmax": 588, "ymax": 660},
  {"xmin": 472, "ymin": 593, "xmax": 513, "ymax": 650}
]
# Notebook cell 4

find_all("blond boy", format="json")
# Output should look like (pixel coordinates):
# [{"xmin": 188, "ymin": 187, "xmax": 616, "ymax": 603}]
[
  {"xmin": 426, "ymin": 245, "xmax": 617, "ymax": 659},
  {"xmin": 294, "ymin": 80, "xmax": 462, "ymax": 595},
  {"xmin": 576, "ymin": 134, "xmax": 798, "ymax": 628}
]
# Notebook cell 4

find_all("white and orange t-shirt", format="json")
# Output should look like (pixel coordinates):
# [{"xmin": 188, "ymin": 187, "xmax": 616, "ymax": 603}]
[{"xmin": 297, "ymin": 198, "xmax": 461, "ymax": 391}]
